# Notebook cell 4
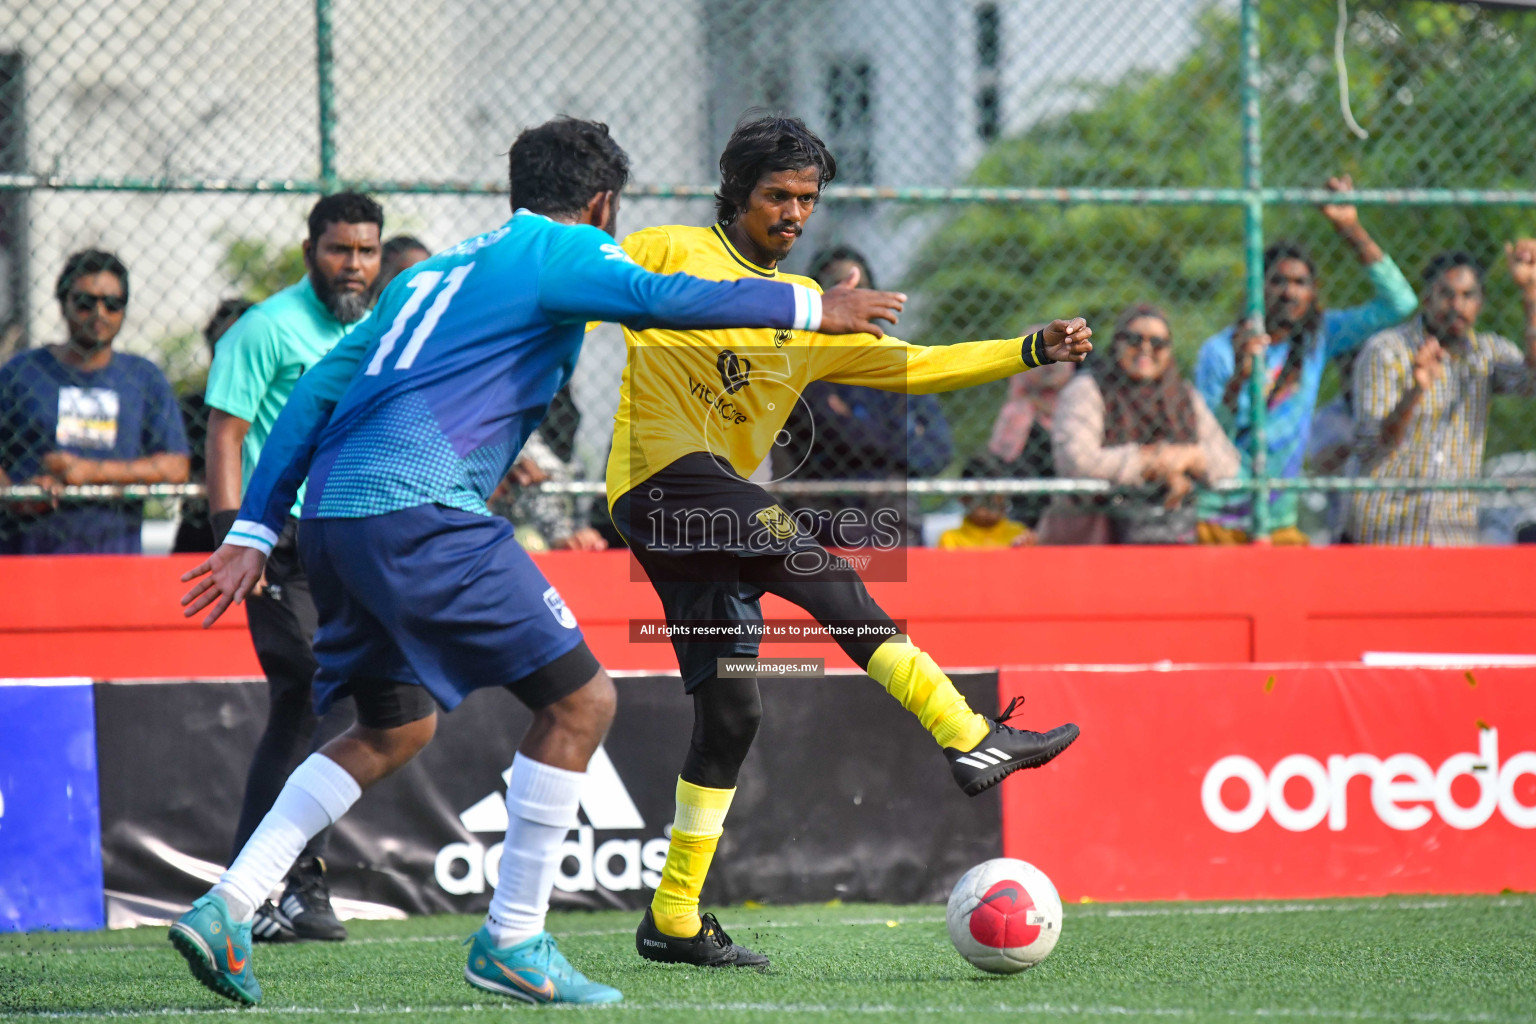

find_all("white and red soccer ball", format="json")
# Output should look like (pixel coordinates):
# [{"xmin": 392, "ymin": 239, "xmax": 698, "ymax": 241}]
[{"xmin": 946, "ymin": 857, "xmax": 1062, "ymax": 974}]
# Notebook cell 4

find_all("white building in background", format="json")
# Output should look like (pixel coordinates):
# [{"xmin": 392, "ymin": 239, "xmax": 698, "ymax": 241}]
[{"xmin": 1, "ymin": 0, "xmax": 1221, "ymax": 469}]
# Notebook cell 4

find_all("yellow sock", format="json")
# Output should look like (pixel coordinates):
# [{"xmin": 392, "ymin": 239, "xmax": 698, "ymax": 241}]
[
  {"xmin": 867, "ymin": 635, "xmax": 990, "ymax": 751},
  {"xmin": 649, "ymin": 778, "xmax": 735, "ymax": 938}
]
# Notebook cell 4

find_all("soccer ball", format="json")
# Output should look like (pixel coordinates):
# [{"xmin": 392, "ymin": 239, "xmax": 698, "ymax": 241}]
[{"xmin": 945, "ymin": 857, "xmax": 1062, "ymax": 974}]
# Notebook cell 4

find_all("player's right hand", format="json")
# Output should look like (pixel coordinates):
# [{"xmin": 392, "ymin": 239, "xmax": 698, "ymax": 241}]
[
  {"xmin": 819, "ymin": 271, "xmax": 906, "ymax": 338},
  {"xmin": 181, "ymin": 543, "xmax": 270, "ymax": 629}
]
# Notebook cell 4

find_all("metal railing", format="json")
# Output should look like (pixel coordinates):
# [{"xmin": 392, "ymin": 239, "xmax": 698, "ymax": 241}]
[{"xmin": 3, "ymin": 0, "xmax": 1535, "ymax": 547}]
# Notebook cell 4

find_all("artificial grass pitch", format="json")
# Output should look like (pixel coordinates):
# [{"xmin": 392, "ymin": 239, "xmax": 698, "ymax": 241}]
[{"xmin": 1, "ymin": 895, "xmax": 1532, "ymax": 1023}]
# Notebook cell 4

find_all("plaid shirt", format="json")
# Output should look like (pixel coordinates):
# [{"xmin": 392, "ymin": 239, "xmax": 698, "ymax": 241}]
[{"xmin": 1348, "ymin": 318, "xmax": 1536, "ymax": 545}]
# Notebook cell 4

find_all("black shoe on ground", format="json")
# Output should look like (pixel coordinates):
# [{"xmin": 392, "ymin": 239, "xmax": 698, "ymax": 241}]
[
  {"xmin": 945, "ymin": 697, "xmax": 1080, "ymax": 797},
  {"xmin": 277, "ymin": 856, "xmax": 347, "ymax": 942},
  {"xmin": 635, "ymin": 908, "xmax": 769, "ymax": 967},
  {"xmin": 250, "ymin": 899, "xmax": 298, "ymax": 943}
]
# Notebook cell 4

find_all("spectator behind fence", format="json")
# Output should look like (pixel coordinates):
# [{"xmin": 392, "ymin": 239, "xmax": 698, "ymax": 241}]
[
  {"xmin": 203, "ymin": 191, "xmax": 384, "ymax": 942},
  {"xmin": 489, "ymin": 428, "xmax": 608, "ymax": 551},
  {"xmin": 937, "ymin": 453, "xmax": 1036, "ymax": 548},
  {"xmin": 782, "ymin": 247, "xmax": 952, "ymax": 545},
  {"xmin": 377, "ymin": 234, "xmax": 431, "ymax": 292},
  {"xmin": 1039, "ymin": 303, "xmax": 1238, "ymax": 545},
  {"xmin": 173, "ymin": 297, "xmax": 254, "ymax": 553},
  {"xmin": 986, "ymin": 349, "xmax": 1072, "ymax": 529},
  {"xmin": 0, "ymin": 250, "xmax": 190, "ymax": 554},
  {"xmin": 1195, "ymin": 176, "xmax": 1418, "ymax": 544},
  {"xmin": 1346, "ymin": 243, "xmax": 1536, "ymax": 545}
]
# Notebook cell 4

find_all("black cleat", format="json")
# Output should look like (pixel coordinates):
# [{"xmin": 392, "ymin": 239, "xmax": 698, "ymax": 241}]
[
  {"xmin": 945, "ymin": 697, "xmax": 1080, "ymax": 797},
  {"xmin": 277, "ymin": 856, "xmax": 347, "ymax": 942},
  {"xmin": 635, "ymin": 908, "xmax": 769, "ymax": 968},
  {"xmin": 250, "ymin": 899, "xmax": 298, "ymax": 944}
]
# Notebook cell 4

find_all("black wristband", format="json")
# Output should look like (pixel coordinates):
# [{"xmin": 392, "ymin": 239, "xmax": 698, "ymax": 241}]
[
  {"xmin": 1020, "ymin": 330, "xmax": 1052, "ymax": 369},
  {"xmin": 211, "ymin": 509, "xmax": 239, "ymax": 546}
]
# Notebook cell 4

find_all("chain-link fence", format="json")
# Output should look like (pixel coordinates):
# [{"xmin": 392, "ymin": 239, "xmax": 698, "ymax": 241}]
[{"xmin": 2, "ymin": 0, "xmax": 1535, "ymax": 553}]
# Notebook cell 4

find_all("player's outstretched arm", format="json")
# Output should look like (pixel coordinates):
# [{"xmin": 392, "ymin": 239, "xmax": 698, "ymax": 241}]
[
  {"xmin": 536, "ymin": 224, "xmax": 904, "ymax": 335},
  {"xmin": 180, "ymin": 544, "xmax": 268, "ymax": 628},
  {"xmin": 816, "ymin": 317, "xmax": 1094, "ymax": 395}
]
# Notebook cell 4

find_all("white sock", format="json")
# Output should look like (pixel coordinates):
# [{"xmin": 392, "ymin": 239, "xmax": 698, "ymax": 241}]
[
  {"xmin": 485, "ymin": 753, "xmax": 583, "ymax": 948},
  {"xmin": 212, "ymin": 754, "xmax": 361, "ymax": 922}
]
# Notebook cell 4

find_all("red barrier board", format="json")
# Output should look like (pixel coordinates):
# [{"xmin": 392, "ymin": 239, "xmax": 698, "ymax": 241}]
[
  {"xmin": 3, "ymin": 547, "xmax": 1536, "ymax": 678},
  {"xmin": 999, "ymin": 664, "xmax": 1536, "ymax": 902}
]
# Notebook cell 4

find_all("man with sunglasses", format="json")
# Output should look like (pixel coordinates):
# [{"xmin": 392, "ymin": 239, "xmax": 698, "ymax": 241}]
[{"xmin": 0, "ymin": 249, "xmax": 189, "ymax": 553}]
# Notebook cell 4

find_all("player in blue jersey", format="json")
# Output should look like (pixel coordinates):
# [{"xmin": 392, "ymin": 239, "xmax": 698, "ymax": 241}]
[{"xmin": 167, "ymin": 117, "xmax": 907, "ymax": 1008}]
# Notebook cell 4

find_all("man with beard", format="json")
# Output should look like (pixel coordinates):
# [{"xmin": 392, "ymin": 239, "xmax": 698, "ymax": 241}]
[
  {"xmin": 0, "ymin": 249, "xmax": 190, "ymax": 552},
  {"xmin": 606, "ymin": 114, "xmax": 1087, "ymax": 968},
  {"xmin": 203, "ymin": 191, "xmax": 383, "ymax": 943},
  {"xmin": 1347, "ymin": 243, "xmax": 1536, "ymax": 545},
  {"xmin": 1194, "ymin": 176, "xmax": 1418, "ymax": 544}
]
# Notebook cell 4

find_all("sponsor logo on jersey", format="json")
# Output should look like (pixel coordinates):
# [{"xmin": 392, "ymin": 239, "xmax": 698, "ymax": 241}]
[
  {"xmin": 717, "ymin": 349, "xmax": 751, "ymax": 394},
  {"xmin": 773, "ymin": 328, "xmax": 793, "ymax": 348},
  {"xmin": 542, "ymin": 587, "xmax": 578, "ymax": 629},
  {"xmin": 686, "ymin": 374, "xmax": 749, "ymax": 426},
  {"xmin": 600, "ymin": 243, "xmax": 636, "ymax": 265},
  {"xmin": 754, "ymin": 505, "xmax": 798, "ymax": 541},
  {"xmin": 1201, "ymin": 727, "xmax": 1536, "ymax": 833}
]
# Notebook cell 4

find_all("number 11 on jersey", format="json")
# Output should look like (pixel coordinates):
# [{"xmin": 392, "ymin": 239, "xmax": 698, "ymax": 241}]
[{"xmin": 365, "ymin": 262, "xmax": 475, "ymax": 376}]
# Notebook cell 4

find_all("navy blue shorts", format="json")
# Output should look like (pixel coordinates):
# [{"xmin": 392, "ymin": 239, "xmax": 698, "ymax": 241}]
[{"xmin": 298, "ymin": 504, "xmax": 597, "ymax": 715}]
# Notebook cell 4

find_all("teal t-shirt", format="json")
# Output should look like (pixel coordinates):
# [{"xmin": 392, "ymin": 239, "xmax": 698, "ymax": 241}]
[{"xmin": 205, "ymin": 277, "xmax": 367, "ymax": 516}]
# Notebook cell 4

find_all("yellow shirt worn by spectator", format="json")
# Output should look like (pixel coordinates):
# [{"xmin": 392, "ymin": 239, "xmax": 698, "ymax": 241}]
[
  {"xmin": 938, "ymin": 516, "xmax": 1030, "ymax": 549},
  {"xmin": 604, "ymin": 223, "xmax": 1040, "ymax": 506}
]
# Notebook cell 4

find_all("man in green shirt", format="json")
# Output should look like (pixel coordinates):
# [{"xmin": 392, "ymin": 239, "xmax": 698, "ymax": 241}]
[{"xmin": 204, "ymin": 192, "xmax": 384, "ymax": 943}]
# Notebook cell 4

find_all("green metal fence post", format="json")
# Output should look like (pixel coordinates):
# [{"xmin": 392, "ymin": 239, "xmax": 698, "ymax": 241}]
[
  {"xmin": 315, "ymin": 0, "xmax": 337, "ymax": 193},
  {"xmin": 1240, "ymin": 0, "xmax": 1269, "ymax": 541}
]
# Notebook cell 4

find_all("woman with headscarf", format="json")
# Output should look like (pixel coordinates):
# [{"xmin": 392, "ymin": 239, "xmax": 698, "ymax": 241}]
[
  {"xmin": 984, "ymin": 329, "xmax": 1074, "ymax": 529},
  {"xmin": 1038, "ymin": 303, "xmax": 1238, "ymax": 544}
]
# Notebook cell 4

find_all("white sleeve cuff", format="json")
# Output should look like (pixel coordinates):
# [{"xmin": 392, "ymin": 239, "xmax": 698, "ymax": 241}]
[
  {"xmin": 790, "ymin": 283, "xmax": 823, "ymax": 332},
  {"xmin": 223, "ymin": 519, "xmax": 279, "ymax": 556}
]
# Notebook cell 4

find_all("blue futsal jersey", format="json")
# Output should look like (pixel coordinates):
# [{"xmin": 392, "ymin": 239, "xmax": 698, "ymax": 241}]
[{"xmin": 226, "ymin": 211, "xmax": 823, "ymax": 554}]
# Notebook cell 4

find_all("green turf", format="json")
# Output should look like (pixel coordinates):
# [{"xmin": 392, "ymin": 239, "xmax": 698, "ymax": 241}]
[{"xmin": 1, "ymin": 895, "xmax": 1533, "ymax": 1023}]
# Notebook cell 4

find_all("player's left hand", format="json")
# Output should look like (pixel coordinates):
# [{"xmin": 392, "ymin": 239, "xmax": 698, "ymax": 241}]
[
  {"xmin": 181, "ymin": 543, "xmax": 269, "ymax": 629},
  {"xmin": 1042, "ymin": 318, "xmax": 1093, "ymax": 363}
]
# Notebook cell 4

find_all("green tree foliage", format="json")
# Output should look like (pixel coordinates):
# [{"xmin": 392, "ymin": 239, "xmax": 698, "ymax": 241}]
[
  {"xmin": 220, "ymin": 236, "xmax": 306, "ymax": 301},
  {"xmin": 908, "ymin": 1, "xmax": 1536, "ymax": 460}
]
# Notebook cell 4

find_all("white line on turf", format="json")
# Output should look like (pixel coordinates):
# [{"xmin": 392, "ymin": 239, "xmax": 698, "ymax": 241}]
[
  {"xmin": 3, "ymin": 897, "xmax": 1530, "ymax": 959},
  {"xmin": 4, "ymin": 1002, "xmax": 1531, "ymax": 1022}
]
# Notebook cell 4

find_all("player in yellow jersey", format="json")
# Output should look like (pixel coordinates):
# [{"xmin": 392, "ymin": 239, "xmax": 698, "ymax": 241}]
[{"xmin": 608, "ymin": 115, "xmax": 1091, "ymax": 968}]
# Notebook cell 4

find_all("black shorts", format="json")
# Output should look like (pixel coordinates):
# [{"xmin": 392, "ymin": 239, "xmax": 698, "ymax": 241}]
[{"xmin": 612, "ymin": 453, "xmax": 894, "ymax": 691}]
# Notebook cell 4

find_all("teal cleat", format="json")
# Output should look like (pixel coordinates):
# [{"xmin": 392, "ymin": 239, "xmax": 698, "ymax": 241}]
[
  {"xmin": 168, "ymin": 893, "xmax": 262, "ymax": 1006},
  {"xmin": 464, "ymin": 927, "xmax": 622, "ymax": 1005}
]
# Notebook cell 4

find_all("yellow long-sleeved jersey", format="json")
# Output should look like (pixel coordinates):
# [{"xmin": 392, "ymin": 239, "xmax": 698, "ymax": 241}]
[{"xmin": 605, "ymin": 223, "xmax": 1043, "ymax": 508}]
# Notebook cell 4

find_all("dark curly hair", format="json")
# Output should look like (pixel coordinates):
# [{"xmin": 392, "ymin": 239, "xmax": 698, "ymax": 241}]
[
  {"xmin": 307, "ymin": 192, "xmax": 384, "ymax": 246},
  {"xmin": 508, "ymin": 117, "xmax": 630, "ymax": 218},
  {"xmin": 809, "ymin": 245, "xmax": 875, "ymax": 290},
  {"xmin": 381, "ymin": 235, "xmax": 430, "ymax": 262},
  {"xmin": 56, "ymin": 249, "xmax": 129, "ymax": 305},
  {"xmin": 1422, "ymin": 250, "xmax": 1484, "ymax": 288},
  {"xmin": 715, "ymin": 113, "xmax": 837, "ymax": 225}
]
